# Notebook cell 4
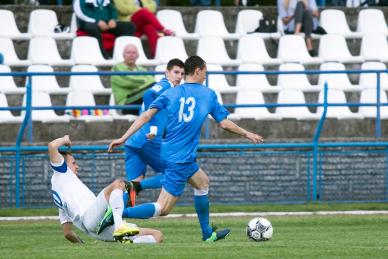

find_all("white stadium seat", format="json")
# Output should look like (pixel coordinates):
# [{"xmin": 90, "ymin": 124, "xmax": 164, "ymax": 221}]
[
  {"xmin": 195, "ymin": 10, "xmax": 240, "ymax": 40},
  {"xmin": 66, "ymin": 91, "xmax": 113, "ymax": 122},
  {"xmin": 236, "ymin": 63, "xmax": 278, "ymax": 93},
  {"xmin": 0, "ymin": 38, "xmax": 31, "ymax": 66},
  {"xmin": 28, "ymin": 9, "xmax": 74, "ymax": 39},
  {"xmin": 0, "ymin": 10, "xmax": 31, "ymax": 40},
  {"xmin": 27, "ymin": 65, "xmax": 69, "ymax": 94},
  {"xmin": 359, "ymin": 62, "xmax": 388, "ymax": 90},
  {"xmin": 318, "ymin": 62, "xmax": 361, "ymax": 91},
  {"xmin": 0, "ymin": 93, "xmax": 23, "ymax": 123},
  {"xmin": 71, "ymin": 36, "xmax": 116, "ymax": 66},
  {"xmin": 155, "ymin": 36, "xmax": 188, "ymax": 64},
  {"xmin": 197, "ymin": 37, "xmax": 240, "ymax": 66},
  {"xmin": 156, "ymin": 9, "xmax": 199, "ymax": 40},
  {"xmin": 0, "ymin": 65, "xmax": 25, "ymax": 94},
  {"xmin": 205, "ymin": 64, "xmax": 235, "ymax": 93},
  {"xmin": 154, "ymin": 64, "xmax": 166, "ymax": 82},
  {"xmin": 277, "ymin": 35, "xmax": 323, "ymax": 64},
  {"xmin": 235, "ymin": 10, "xmax": 281, "ymax": 39},
  {"xmin": 278, "ymin": 63, "xmax": 319, "ymax": 92},
  {"xmin": 317, "ymin": 89, "xmax": 363, "ymax": 119},
  {"xmin": 113, "ymin": 36, "xmax": 159, "ymax": 66},
  {"xmin": 318, "ymin": 34, "xmax": 364, "ymax": 64},
  {"xmin": 109, "ymin": 94, "xmax": 138, "ymax": 121},
  {"xmin": 357, "ymin": 9, "xmax": 388, "ymax": 35},
  {"xmin": 359, "ymin": 89, "xmax": 388, "ymax": 119},
  {"xmin": 360, "ymin": 34, "xmax": 388, "ymax": 62},
  {"xmin": 22, "ymin": 91, "xmax": 70, "ymax": 123},
  {"xmin": 320, "ymin": 9, "xmax": 362, "ymax": 38},
  {"xmin": 69, "ymin": 65, "xmax": 111, "ymax": 95},
  {"xmin": 237, "ymin": 35, "xmax": 283, "ymax": 65},
  {"xmin": 28, "ymin": 37, "xmax": 73, "ymax": 66},
  {"xmin": 276, "ymin": 89, "xmax": 320, "ymax": 120}
]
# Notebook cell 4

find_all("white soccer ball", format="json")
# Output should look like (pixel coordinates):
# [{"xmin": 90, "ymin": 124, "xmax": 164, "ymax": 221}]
[{"xmin": 246, "ymin": 217, "xmax": 273, "ymax": 242}]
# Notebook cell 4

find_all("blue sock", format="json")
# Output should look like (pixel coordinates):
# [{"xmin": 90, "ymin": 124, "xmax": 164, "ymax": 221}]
[
  {"xmin": 140, "ymin": 174, "xmax": 163, "ymax": 190},
  {"xmin": 122, "ymin": 192, "xmax": 129, "ymax": 208},
  {"xmin": 194, "ymin": 195, "xmax": 213, "ymax": 240},
  {"xmin": 122, "ymin": 203, "xmax": 156, "ymax": 219}
]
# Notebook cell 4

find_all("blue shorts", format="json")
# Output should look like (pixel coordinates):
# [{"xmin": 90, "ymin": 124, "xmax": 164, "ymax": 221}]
[
  {"xmin": 162, "ymin": 161, "xmax": 199, "ymax": 197},
  {"xmin": 124, "ymin": 141, "xmax": 165, "ymax": 180}
]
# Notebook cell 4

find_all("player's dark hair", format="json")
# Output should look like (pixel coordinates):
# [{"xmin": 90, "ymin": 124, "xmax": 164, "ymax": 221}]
[
  {"xmin": 59, "ymin": 151, "xmax": 73, "ymax": 159},
  {"xmin": 166, "ymin": 58, "xmax": 184, "ymax": 70},
  {"xmin": 184, "ymin": 56, "xmax": 206, "ymax": 75}
]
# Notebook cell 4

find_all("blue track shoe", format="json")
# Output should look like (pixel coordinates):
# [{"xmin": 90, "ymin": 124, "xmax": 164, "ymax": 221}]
[{"xmin": 204, "ymin": 225, "xmax": 231, "ymax": 242}]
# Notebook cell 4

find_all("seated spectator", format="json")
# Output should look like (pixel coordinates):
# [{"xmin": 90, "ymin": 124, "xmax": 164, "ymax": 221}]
[
  {"xmin": 73, "ymin": 0, "xmax": 136, "ymax": 59},
  {"xmin": 277, "ymin": 0, "xmax": 320, "ymax": 55},
  {"xmin": 113, "ymin": 0, "xmax": 174, "ymax": 58},
  {"xmin": 0, "ymin": 52, "xmax": 3, "ymax": 64},
  {"xmin": 111, "ymin": 44, "xmax": 155, "ymax": 115}
]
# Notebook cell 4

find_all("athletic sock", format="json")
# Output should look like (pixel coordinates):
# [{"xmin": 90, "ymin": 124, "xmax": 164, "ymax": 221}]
[
  {"xmin": 132, "ymin": 235, "xmax": 157, "ymax": 243},
  {"xmin": 140, "ymin": 174, "xmax": 163, "ymax": 190},
  {"xmin": 122, "ymin": 202, "xmax": 160, "ymax": 219},
  {"xmin": 194, "ymin": 194, "xmax": 213, "ymax": 240},
  {"xmin": 109, "ymin": 189, "xmax": 124, "ymax": 229}
]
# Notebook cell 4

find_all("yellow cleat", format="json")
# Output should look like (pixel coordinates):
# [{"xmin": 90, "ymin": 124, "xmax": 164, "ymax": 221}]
[{"xmin": 113, "ymin": 223, "xmax": 140, "ymax": 240}]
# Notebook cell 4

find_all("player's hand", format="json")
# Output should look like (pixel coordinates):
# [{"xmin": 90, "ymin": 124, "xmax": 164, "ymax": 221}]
[
  {"xmin": 146, "ymin": 133, "xmax": 156, "ymax": 140},
  {"xmin": 108, "ymin": 19, "xmax": 116, "ymax": 29},
  {"xmin": 245, "ymin": 132, "xmax": 264, "ymax": 144},
  {"xmin": 63, "ymin": 135, "xmax": 72, "ymax": 146},
  {"xmin": 98, "ymin": 20, "xmax": 109, "ymax": 31},
  {"xmin": 108, "ymin": 138, "xmax": 124, "ymax": 152}
]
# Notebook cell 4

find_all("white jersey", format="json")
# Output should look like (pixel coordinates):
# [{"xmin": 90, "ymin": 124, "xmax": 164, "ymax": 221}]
[{"xmin": 51, "ymin": 157, "xmax": 96, "ymax": 233}]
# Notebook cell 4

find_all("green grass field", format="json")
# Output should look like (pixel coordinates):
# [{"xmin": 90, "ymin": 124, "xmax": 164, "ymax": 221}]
[{"xmin": 1, "ymin": 215, "xmax": 388, "ymax": 258}]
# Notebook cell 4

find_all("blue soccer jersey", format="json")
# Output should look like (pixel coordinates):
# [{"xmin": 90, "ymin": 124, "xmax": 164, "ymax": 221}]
[
  {"xmin": 125, "ymin": 78, "xmax": 173, "ymax": 148},
  {"xmin": 149, "ymin": 82, "xmax": 229, "ymax": 163}
]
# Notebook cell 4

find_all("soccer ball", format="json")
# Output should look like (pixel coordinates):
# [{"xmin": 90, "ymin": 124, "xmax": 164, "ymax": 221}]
[{"xmin": 246, "ymin": 217, "xmax": 273, "ymax": 242}]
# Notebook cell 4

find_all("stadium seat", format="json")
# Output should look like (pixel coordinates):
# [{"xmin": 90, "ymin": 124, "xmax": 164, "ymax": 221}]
[
  {"xmin": 27, "ymin": 65, "xmax": 69, "ymax": 94},
  {"xmin": 0, "ymin": 10, "xmax": 31, "ymax": 40},
  {"xmin": 0, "ymin": 93, "xmax": 23, "ymax": 123},
  {"xmin": 22, "ymin": 91, "xmax": 70, "ymax": 123},
  {"xmin": 0, "ymin": 38, "xmax": 31, "ymax": 66},
  {"xmin": 237, "ymin": 35, "xmax": 283, "ymax": 65},
  {"xmin": 317, "ymin": 89, "xmax": 364, "ymax": 119},
  {"xmin": 318, "ymin": 34, "xmax": 364, "ymax": 64},
  {"xmin": 229, "ymin": 89, "xmax": 281, "ymax": 120},
  {"xmin": 236, "ymin": 63, "xmax": 278, "ymax": 93},
  {"xmin": 156, "ymin": 9, "xmax": 199, "ymax": 40},
  {"xmin": 277, "ymin": 35, "xmax": 323, "ymax": 64},
  {"xmin": 205, "ymin": 64, "xmax": 236, "ymax": 93},
  {"xmin": 235, "ymin": 10, "xmax": 281, "ymax": 39},
  {"xmin": 28, "ymin": 37, "xmax": 73, "ymax": 66},
  {"xmin": 28, "ymin": 9, "xmax": 75, "ymax": 39},
  {"xmin": 155, "ymin": 36, "xmax": 188, "ymax": 64},
  {"xmin": 359, "ymin": 62, "xmax": 388, "ymax": 90},
  {"xmin": 360, "ymin": 34, "xmax": 388, "ymax": 62},
  {"xmin": 109, "ymin": 94, "xmax": 138, "ymax": 121},
  {"xmin": 112, "ymin": 36, "xmax": 159, "ymax": 66},
  {"xmin": 319, "ymin": 9, "xmax": 362, "ymax": 38},
  {"xmin": 69, "ymin": 65, "xmax": 111, "ymax": 95},
  {"xmin": 197, "ymin": 37, "xmax": 241, "ymax": 66},
  {"xmin": 318, "ymin": 62, "xmax": 361, "ymax": 91},
  {"xmin": 359, "ymin": 89, "xmax": 388, "ymax": 119},
  {"xmin": 357, "ymin": 9, "xmax": 388, "ymax": 35},
  {"xmin": 195, "ymin": 10, "xmax": 240, "ymax": 39},
  {"xmin": 278, "ymin": 63, "xmax": 319, "ymax": 92},
  {"xmin": 276, "ymin": 89, "xmax": 320, "ymax": 120},
  {"xmin": 71, "ymin": 36, "xmax": 116, "ymax": 66},
  {"xmin": 66, "ymin": 91, "xmax": 113, "ymax": 122},
  {"xmin": 0, "ymin": 65, "xmax": 25, "ymax": 94}
]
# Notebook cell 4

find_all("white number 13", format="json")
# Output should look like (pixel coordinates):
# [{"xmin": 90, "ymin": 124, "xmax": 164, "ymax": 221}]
[{"xmin": 179, "ymin": 97, "xmax": 196, "ymax": 122}]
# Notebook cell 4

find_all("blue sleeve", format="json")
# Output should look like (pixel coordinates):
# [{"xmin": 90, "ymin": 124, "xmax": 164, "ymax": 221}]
[
  {"xmin": 51, "ymin": 159, "xmax": 67, "ymax": 173},
  {"xmin": 143, "ymin": 89, "xmax": 157, "ymax": 110},
  {"xmin": 210, "ymin": 91, "xmax": 229, "ymax": 123},
  {"xmin": 149, "ymin": 93, "xmax": 169, "ymax": 111}
]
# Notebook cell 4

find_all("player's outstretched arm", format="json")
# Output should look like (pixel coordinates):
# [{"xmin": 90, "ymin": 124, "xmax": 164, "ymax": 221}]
[
  {"xmin": 62, "ymin": 222, "xmax": 84, "ymax": 244},
  {"xmin": 108, "ymin": 108, "xmax": 159, "ymax": 152},
  {"xmin": 218, "ymin": 119, "xmax": 264, "ymax": 144},
  {"xmin": 48, "ymin": 135, "xmax": 72, "ymax": 164}
]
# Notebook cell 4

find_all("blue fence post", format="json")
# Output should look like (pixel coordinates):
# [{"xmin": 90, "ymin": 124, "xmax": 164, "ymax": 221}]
[
  {"xmin": 312, "ymin": 81, "xmax": 328, "ymax": 202},
  {"xmin": 26, "ymin": 77, "xmax": 33, "ymax": 143},
  {"xmin": 205, "ymin": 72, "xmax": 210, "ymax": 139},
  {"xmin": 376, "ymin": 72, "xmax": 381, "ymax": 139}
]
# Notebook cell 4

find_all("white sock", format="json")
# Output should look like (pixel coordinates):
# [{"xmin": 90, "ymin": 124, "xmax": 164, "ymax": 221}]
[
  {"xmin": 153, "ymin": 202, "xmax": 161, "ymax": 217},
  {"xmin": 109, "ymin": 189, "xmax": 124, "ymax": 229},
  {"xmin": 132, "ymin": 235, "xmax": 157, "ymax": 244}
]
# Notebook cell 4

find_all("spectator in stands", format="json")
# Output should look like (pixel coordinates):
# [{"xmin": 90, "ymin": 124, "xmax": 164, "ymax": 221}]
[
  {"xmin": 113, "ymin": 0, "xmax": 175, "ymax": 58},
  {"xmin": 111, "ymin": 44, "xmax": 155, "ymax": 115},
  {"xmin": 277, "ymin": 0, "xmax": 320, "ymax": 55},
  {"xmin": 0, "ymin": 52, "xmax": 4, "ymax": 64},
  {"xmin": 73, "ymin": 0, "xmax": 136, "ymax": 59},
  {"xmin": 191, "ymin": 0, "xmax": 211, "ymax": 5}
]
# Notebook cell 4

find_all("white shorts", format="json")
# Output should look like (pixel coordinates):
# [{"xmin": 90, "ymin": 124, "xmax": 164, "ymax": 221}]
[{"xmin": 82, "ymin": 189, "xmax": 109, "ymax": 234}]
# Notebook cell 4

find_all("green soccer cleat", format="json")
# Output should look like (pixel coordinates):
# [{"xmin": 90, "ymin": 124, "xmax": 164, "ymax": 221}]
[
  {"xmin": 96, "ymin": 206, "xmax": 114, "ymax": 235},
  {"xmin": 204, "ymin": 226, "xmax": 231, "ymax": 242}
]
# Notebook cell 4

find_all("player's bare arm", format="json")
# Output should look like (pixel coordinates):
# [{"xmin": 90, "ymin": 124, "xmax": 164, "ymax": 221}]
[
  {"xmin": 219, "ymin": 119, "xmax": 263, "ymax": 144},
  {"xmin": 62, "ymin": 222, "xmax": 84, "ymax": 244},
  {"xmin": 108, "ymin": 108, "xmax": 159, "ymax": 152},
  {"xmin": 48, "ymin": 135, "xmax": 72, "ymax": 164}
]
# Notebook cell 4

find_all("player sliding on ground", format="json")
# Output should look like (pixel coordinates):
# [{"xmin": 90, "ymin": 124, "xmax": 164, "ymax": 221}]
[
  {"xmin": 107, "ymin": 56, "xmax": 264, "ymax": 242},
  {"xmin": 49, "ymin": 135, "xmax": 163, "ymax": 244}
]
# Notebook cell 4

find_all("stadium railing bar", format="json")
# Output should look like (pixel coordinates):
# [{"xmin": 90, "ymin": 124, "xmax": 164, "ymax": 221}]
[{"xmin": 0, "ymin": 69, "xmax": 387, "ymax": 207}]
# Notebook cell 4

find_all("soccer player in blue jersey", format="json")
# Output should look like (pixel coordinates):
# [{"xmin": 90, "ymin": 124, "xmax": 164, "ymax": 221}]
[
  {"xmin": 124, "ymin": 58, "xmax": 185, "ymax": 206},
  {"xmin": 108, "ymin": 56, "xmax": 263, "ymax": 242}
]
